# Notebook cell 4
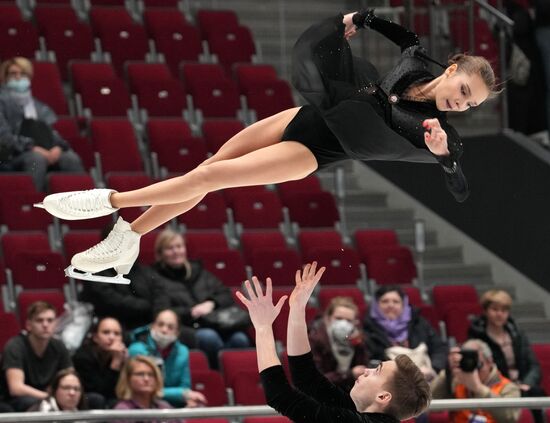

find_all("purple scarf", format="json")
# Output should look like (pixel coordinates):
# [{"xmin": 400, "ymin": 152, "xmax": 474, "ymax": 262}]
[{"xmin": 370, "ymin": 296, "xmax": 412, "ymax": 343}]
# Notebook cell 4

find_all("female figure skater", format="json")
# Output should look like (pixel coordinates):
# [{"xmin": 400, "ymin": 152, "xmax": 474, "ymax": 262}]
[
  {"xmin": 36, "ymin": 10, "xmax": 498, "ymax": 283},
  {"xmin": 236, "ymin": 262, "xmax": 431, "ymax": 422}
]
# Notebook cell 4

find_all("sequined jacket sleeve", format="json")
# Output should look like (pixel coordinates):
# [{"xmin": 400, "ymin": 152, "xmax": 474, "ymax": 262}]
[{"xmin": 365, "ymin": 14, "xmax": 420, "ymax": 51}]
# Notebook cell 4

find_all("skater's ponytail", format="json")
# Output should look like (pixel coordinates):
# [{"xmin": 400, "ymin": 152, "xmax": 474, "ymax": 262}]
[{"xmin": 448, "ymin": 53, "xmax": 501, "ymax": 98}]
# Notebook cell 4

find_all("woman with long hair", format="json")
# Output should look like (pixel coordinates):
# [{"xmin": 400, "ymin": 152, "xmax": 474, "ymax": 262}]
[{"xmin": 36, "ymin": 10, "xmax": 498, "ymax": 283}]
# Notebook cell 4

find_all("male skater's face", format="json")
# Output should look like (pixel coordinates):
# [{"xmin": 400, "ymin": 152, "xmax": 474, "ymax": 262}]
[{"xmin": 350, "ymin": 360, "xmax": 397, "ymax": 411}]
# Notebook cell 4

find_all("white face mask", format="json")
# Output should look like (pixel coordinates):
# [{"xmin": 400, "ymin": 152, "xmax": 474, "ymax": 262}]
[
  {"xmin": 150, "ymin": 329, "xmax": 177, "ymax": 349},
  {"xmin": 329, "ymin": 319, "xmax": 355, "ymax": 344},
  {"xmin": 6, "ymin": 77, "xmax": 31, "ymax": 93}
]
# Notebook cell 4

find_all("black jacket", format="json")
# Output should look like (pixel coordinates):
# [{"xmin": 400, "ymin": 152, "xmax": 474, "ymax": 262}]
[
  {"xmin": 291, "ymin": 13, "xmax": 468, "ymax": 202},
  {"xmin": 151, "ymin": 260, "xmax": 234, "ymax": 327},
  {"xmin": 72, "ymin": 343, "xmax": 120, "ymax": 401},
  {"xmin": 78, "ymin": 264, "xmax": 155, "ymax": 329},
  {"xmin": 363, "ymin": 308, "xmax": 448, "ymax": 373},
  {"xmin": 468, "ymin": 315, "xmax": 542, "ymax": 387},
  {"xmin": 260, "ymin": 352, "xmax": 400, "ymax": 423}
]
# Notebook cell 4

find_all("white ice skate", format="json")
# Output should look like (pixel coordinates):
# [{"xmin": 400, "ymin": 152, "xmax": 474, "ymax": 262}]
[
  {"xmin": 65, "ymin": 217, "xmax": 141, "ymax": 284},
  {"xmin": 34, "ymin": 189, "xmax": 118, "ymax": 220}
]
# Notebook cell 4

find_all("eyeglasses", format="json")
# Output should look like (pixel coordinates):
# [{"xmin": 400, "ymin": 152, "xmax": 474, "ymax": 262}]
[
  {"xmin": 131, "ymin": 371, "xmax": 156, "ymax": 379},
  {"xmin": 59, "ymin": 385, "xmax": 82, "ymax": 392}
]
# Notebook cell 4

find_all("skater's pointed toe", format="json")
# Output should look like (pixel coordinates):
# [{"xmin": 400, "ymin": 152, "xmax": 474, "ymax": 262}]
[{"xmin": 38, "ymin": 189, "xmax": 118, "ymax": 220}]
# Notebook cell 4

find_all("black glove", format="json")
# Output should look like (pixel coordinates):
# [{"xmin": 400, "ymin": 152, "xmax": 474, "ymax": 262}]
[{"xmin": 352, "ymin": 9, "xmax": 376, "ymax": 29}]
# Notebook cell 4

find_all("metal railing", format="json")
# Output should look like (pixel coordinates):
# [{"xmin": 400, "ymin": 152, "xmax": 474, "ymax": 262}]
[{"xmin": 1, "ymin": 398, "xmax": 549, "ymax": 422}]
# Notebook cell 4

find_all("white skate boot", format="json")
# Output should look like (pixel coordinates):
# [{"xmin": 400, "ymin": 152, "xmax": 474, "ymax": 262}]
[
  {"xmin": 65, "ymin": 217, "xmax": 141, "ymax": 284},
  {"xmin": 34, "ymin": 189, "xmax": 118, "ymax": 220}
]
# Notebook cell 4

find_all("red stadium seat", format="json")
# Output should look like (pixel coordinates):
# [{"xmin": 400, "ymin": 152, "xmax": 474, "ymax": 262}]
[
  {"xmin": 78, "ymin": 78, "xmax": 132, "ymax": 117},
  {"xmin": 303, "ymin": 247, "xmax": 360, "ymax": 286},
  {"xmin": 532, "ymin": 344, "xmax": 550, "ymax": 394},
  {"xmin": 189, "ymin": 79, "xmax": 241, "ymax": 118},
  {"xmin": 177, "ymin": 192, "xmax": 228, "ymax": 230},
  {"xmin": 53, "ymin": 118, "xmax": 95, "ymax": 171},
  {"xmin": 10, "ymin": 251, "xmax": 66, "ymax": 289},
  {"xmin": 147, "ymin": 119, "xmax": 207, "ymax": 172},
  {"xmin": 249, "ymin": 248, "xmax": 302, "ymax": 287},
  {"xmin": 70, "ymin": 62, "xmax": 117, "ymax": 93},
  {"xmin": 442, "ymin": 302, "xmax": 482, "ymax": 343},
  {"xmin": 403, "ymin": 286, "xmax": 423, "ymax": 307},
  {"xmin": 31, "ymin": 62, "xmax": 69, "ymax": 115},
  {"xmin": 90, "ymin": 119, "xmax": 143, "ymax": 173},
  {"xmin": 223, "ymin": 186, "xmax": 268, "ymax": 207},
  {"xmin": 1, "ymin": 232, "xmax": 51, "ymax": 266},
  {"xmin": 0, "ymin": 173, "xmax": 37, "ymax": 194},
  {"xmin": 231, "ymin": 191, "xmax": 284, "ymax": 230},
  {"xmin": 283, "ymin": 191, "xmax": 339, "ymax": 228},
  {"xmin": 89, "ymin": 8, "xmax": 150, "ymax": 75},
  {"xmin": 202, "ymin": 119, "xmax": 244, "ymax": 154},
  {"xmin": 0, "ymin": 192, "xmax": 52, "ymax": 231},
  {"xmin": 197, "ymin": 250, "xmax": 247, "ymax": 287},
  {"xmin": 34, "ymin": 5, "xmax": 79, "ymax": 30},
  {"xmin": 240, "ymin": 231, "xmax": 287, "ymax": 263},
  {"xmin": 431, "ymin": 285, "xmax": 479, "ymax": 318},
  {"xmin": 297, "ymin": 230, "xmax": 344, "ymax": 257},
  {"xmin": 0, "ymin": 21, "xmax": 40, "ymax": 59},
  {"xmin": 206, "ymin": 26, "xmax": 256, "ymax": 73},
  {"xmin": 182, "ymin": 63, "xmax": 226, "ymax": 86},
  {"xmin": 189, "ymin": 349, "xmax": 210, "ymax": 373},
  {"xmin": 244, "ymin": 417, "xmax": 292, "ymax": 423},
  {"xmin": 219, "ymin": 348, "xmax": 256, "ymax": 386},
  {"xmin": 138, "ymin": 230, "xmax": 160, "ymax": 265},
  {"xmin": 17, "ymin": 290, "xmax": 66, "ymax": 325},
  {"xmin": 427, "ymin": 412, "xmax": 450, "ymax": 423},
  {"xmin": 354, "ymin": 229, "xmax": 399, "ymax": 257},
  {"xmin": 234, "ymin": 64, "xmax": 278, "ymax": 92},
  {"xmin": 0, "ymin": 4, "xmax": 24, "ymax": 24},
  {"xmin": 144, "ymin": 10, "xmax": 202, "ymax": 75},
  {"xmin": 245, "ymin": 80, "xmax": 294, "ymax": 120},
  {"xmin": 185, "ymin": 231, "xmax": 229, "ymax": 256},
  {"xmin": 135, "ymin": 80, "xmax": 187, "ymax": 118},
  {"xmin": 363, "ymin": 246, "xmax": 417, "ymax": 285},
  {"xmin": 190, "ymin": 370, "xmax": 228, "ymax": 406},
  {"xmin": 196, "ymin": 9, "xmax": 239, "ymax": 39},
  {"xmin": 317, "ymin": 287, "xmax": 367, "ymax": 319},
  {"xmin": 232, "ymin": 370, "xmax": 265, "ymax": 405},
  {"xmin": 126, "ymin": 62, "xmax": 173, "ymax": 91},
  {"xmin": 277, "ymin": 175, "xmax": 322, "ymax": 199},
  {"xmin": 0, "ymin": 311, "xmax": 20, "ymax": 351}
]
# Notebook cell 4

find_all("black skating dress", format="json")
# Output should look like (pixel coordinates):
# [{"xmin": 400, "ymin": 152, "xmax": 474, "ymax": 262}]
[{"xmin": 281, "ymin": 12, "xmax": 469, "ymax": 202}]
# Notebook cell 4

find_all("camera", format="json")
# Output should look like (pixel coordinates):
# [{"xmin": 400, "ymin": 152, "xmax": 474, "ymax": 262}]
[{"xmin": 459, "ymin": 348, "xmax": 480, "ymax": 372}]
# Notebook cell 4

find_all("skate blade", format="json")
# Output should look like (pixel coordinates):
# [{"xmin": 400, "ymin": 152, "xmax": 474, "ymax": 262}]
[
  {"xmin": 64, "ymin": 266, "xmax": 131, "ymax": 285},
  {"xmin": 33, "ymin": 202, "xmax": 45, "ymax": 209}
]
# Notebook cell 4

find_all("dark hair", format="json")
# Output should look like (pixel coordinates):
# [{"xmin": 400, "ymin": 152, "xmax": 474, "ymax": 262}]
[
  {"xmin": 153, "ymin": 308, "xmax": 181, "ymax": 331},
  {"xmin": 374, "ymin": 285, "xmax": 405, "ymax": 302},
  {"xmin": 448, "ymin": 53, "xmax": 501, "ymax": 98},
  {"xmin": 49, "ymin": 369, "xmax": 88, "ymax": 410},
  {"xmin": 83, "ymin": 316, "xmax": 124, "ymax": 348},
  {"xmin": 27, "ymin": 301, "xmax": 56, "ymax": 321},
  {"xmin": 384, "ymin": 355, "xmax": 431, "ymax": 420}
]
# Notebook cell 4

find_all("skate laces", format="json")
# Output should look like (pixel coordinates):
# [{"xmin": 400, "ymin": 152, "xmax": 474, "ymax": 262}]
[
  {"xmin": 85, "ymin": 229, "xmax": 124, "ymax": 259},
  {"xmin": 61, "ymin": 190, "xmax": 108, "ymax": 212}
]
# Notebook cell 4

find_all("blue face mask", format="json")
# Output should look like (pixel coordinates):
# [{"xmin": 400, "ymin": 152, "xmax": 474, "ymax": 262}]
[{"xmin": 6, "ymin": 77, "xmax": 31, "ymax": 93}]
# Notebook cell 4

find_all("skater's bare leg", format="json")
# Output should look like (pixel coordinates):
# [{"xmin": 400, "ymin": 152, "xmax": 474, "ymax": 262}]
[{"xmin": 128, "ymin": 107, "xmax": 304, "ymax": 234}]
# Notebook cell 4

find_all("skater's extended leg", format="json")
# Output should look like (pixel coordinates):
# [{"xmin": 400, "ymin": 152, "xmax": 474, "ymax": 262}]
[{"xmin": 111, "ymin": 140, "xmax": 318, "ymax": 209}]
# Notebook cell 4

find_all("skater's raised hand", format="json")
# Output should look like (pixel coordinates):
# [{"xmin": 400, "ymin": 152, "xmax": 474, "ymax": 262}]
[
  {"xmin": 236, "ymin": 277, "xmax": 287, "ymax": 329},
  {"xmin": 423, "ymin": 118, "xmax": 450, "ymax": 156},
  {"xmin": 343, "ymin": 12, "xmax": 358, "ymax": 39},
  {"xmin": 289, "ymin": 262, "xmax": 326, "ymax": 309}
]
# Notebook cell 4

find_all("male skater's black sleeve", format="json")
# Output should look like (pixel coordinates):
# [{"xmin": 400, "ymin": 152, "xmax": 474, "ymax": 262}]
[{"xmin": 260, "ymin": 360, "xmax": 397, "ymax": 423}]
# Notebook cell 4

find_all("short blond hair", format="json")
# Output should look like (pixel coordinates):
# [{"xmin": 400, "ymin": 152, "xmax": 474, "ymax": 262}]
[
  {"xmin": 480, "ymin": 289, "xmax": 513, "ymax": 311},
  {"xmin": 115, "ymin": 356, "xmax": 164, "ymax": 400},
  {"xmin": 154, "ymin": 228, "xmax": 184, "ymax": 262},
  {"xmin": 0, "ymin": 57, "xmax": 33, "ymax": 84}
]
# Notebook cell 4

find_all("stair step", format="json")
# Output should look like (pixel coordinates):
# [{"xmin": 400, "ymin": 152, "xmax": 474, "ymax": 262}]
[
  {"xmin": 512, "ymin": 302, "xmax": 547, "ymax": 319},
  {"xmin": 345, "ymin": 207, "xmax": 416, "ymax": 230},
  {"xmin": 397, "ymin": 228, "xmax": 439, "ymax": 247},
  {"xmin": 342, "ymin": 192, "xmax": 388, "ymax": 208},
  {"xmin": 515, "ymin": 318, "xmax": 550, "ymax": 343},
  {"xmin": 420, "ymin": 246, "xmax": 463, "ymax": 265},
  {"xmin": 423, "ymin": 263, "xmax": 493, "ymax": 285}
]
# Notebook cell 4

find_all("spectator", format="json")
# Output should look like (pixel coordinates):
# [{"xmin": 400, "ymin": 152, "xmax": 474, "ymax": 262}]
[
  {"xmin": 431, "ymin": 338, "xmax": 521, "ymax": 423},
  {"xmin": 151, "ymin": 229, "xmax": 250, "ymax": 368},
  {"xmin": 363, "ymin": 285, "xmax": 447, "ymax": 380},
  {"xmin": 0, "ymin": 57, "xmax": 83, "ymax": 191},
  {"xmin": 1, "ymin": 301, "xmax": 72, "ymax": 411},
  {"xmin": 27, "ymin": 368, "xmax": 87, "ymax": 412},
  {"xmin": 533, "ymin": 0, "xmax": 550, "ymax": 140},
  {"xmin": 308, "ymin": 296, "xmax": 369, "ymax": 391},
  {"xmin": 114, "ymin": 355, "xmax": 183, "ymax": 423},
  {"xmin": 128, "ymin": 308, "xmax": 207, "ymax": 408},
  {"xmin": 468, "ymin": 289, "xmax": 546, "ymax": 423},
  {"xmin": 73, "ymin": 316, "xmax": 127, "ymax": 409}
]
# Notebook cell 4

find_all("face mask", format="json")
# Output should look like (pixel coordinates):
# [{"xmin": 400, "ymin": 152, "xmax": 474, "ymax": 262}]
[
  {"xmin": 329, "ymin": 319, "xmax": 355, "ymax": 344},
  {"xmin": 6, "ymin": 77, "xmax": 31, "ymax": 93},
  {"xmin": 150, "ymin": 329, "xmax": 177, "ymax": 349}
]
